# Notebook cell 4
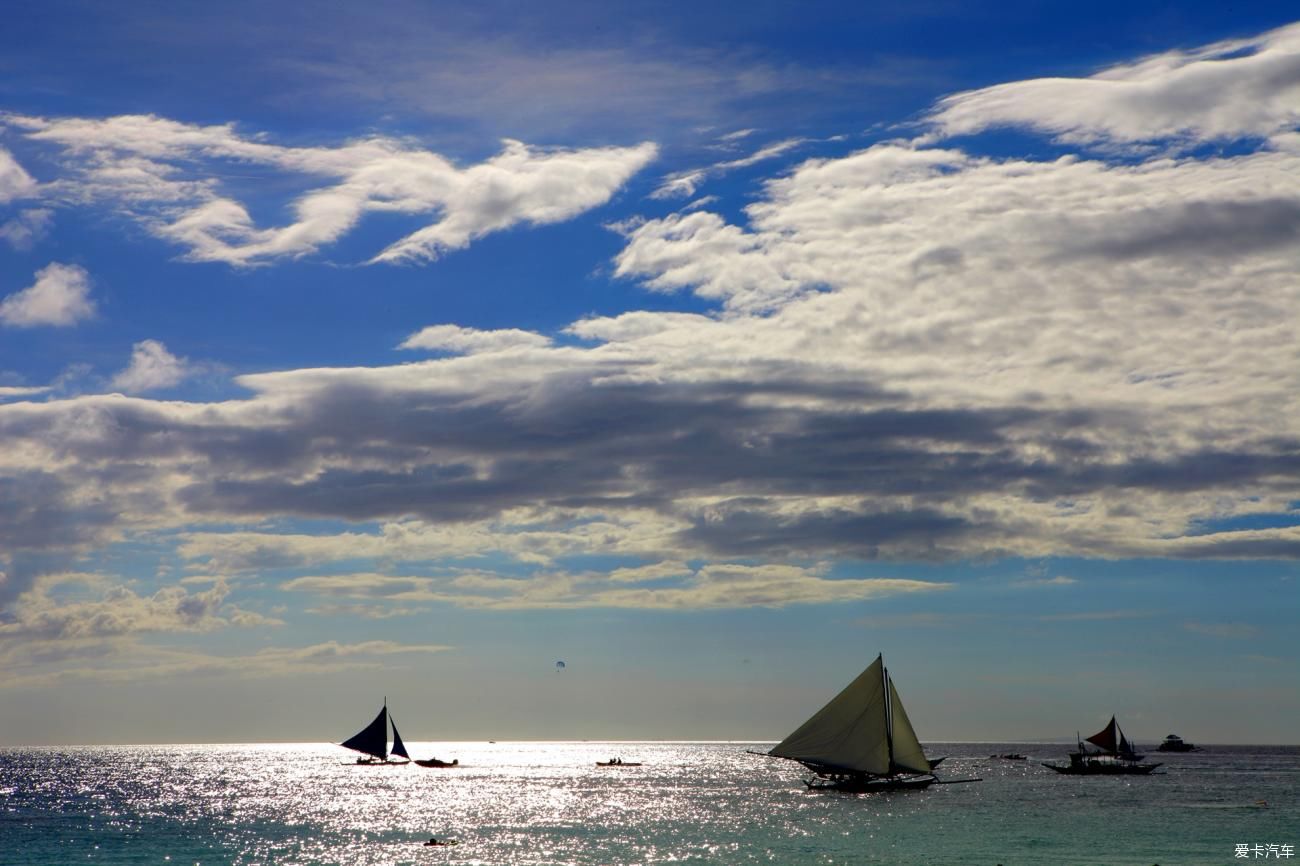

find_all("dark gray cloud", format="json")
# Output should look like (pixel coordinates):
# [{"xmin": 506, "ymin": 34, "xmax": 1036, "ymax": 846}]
[
  {"xmin": 4, "ymin": 359, "xmax": 1297, "ymax": 591},
  {"xmin": 1059, "ymin": 198, "xmax": 1300, "ymax": 263}
]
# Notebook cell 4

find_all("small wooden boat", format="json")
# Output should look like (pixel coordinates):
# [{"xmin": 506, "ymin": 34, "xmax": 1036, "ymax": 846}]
[
  {"xmin": 595, "ymin": 759, "xmax": 642, "ymax": 767},
  {"xmin": 415, "ymin": 758, "xmax": 460, "ymax": 768}
]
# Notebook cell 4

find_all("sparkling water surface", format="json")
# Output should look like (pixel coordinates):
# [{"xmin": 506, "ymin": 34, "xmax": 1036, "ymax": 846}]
[{"xmin": 2, "ymin": 742, "xmax": 1296, "ymax": 865}]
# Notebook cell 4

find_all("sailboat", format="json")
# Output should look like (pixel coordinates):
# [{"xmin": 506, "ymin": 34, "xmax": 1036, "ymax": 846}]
[
  {"xmin": 763, "ymin": 654, "xmax": 967, "ymax": 793},
  {"xmin": 339, "ymin": 699, "xmax": 411, "ymax": 764},
  {"xmin": 1043, "ymin": 715, "xmax": 1162, "ymax": 775}
]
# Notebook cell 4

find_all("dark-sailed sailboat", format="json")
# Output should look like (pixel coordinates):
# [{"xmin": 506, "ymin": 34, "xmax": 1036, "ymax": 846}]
[
  {"xmin": 340, "ymin": 699, "xmax": 411, "ymax": 764},
  {"xmin": 1043, "ymin": 715, "xmax": 1162, "ymax": 775},
  {"xmin": 762, "ymin": 654, "xmax": 968, "ymax": 793}
]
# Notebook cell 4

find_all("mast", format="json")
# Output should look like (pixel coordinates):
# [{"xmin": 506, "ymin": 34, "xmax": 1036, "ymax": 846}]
[{"xmin": 881, "ymin": 654, "xmax": 895, "ymax": 774}]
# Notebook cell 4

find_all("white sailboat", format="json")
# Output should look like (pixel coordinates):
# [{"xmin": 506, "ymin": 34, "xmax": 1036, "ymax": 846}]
[
  {"xmin": 765, "ymin": 654, "xmax": 954, "ymax": 792},
  {"xmin": 340, "ymin": 699, "xmax": 411, "ymax": 764}
]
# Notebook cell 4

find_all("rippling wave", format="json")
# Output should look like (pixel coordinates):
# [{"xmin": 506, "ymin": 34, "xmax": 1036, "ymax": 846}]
[{"xmin": 2, "ymin": 742, "xmax": 1296, "ymax": 864}]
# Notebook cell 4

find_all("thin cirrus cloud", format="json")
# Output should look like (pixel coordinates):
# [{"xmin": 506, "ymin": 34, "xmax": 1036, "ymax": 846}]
[
  {"xmin": 281, "ymin": 564, "xmax": 950, "ymax": 611},
  {"xmin": 0, "ymin": 638, "xmax": 452, "ymax": 690},
  {"xmin": 2, "ymin": 113, "xmax": 657, "ymax": 266},
  {"xmin": 0, "ymin": 262, "xmax": 95, "ymax": 327},
  {"xmin": 925, "ymin": 21, "xmax": 1300, "ymax": 147},
  {"xmin": 650, "ymin": 136, "xmax": 810, "ymax": 200}
]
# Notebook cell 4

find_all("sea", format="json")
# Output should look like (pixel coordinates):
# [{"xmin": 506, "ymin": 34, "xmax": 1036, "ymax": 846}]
[{"xmin": 1, "ymin": 741, "xmax": 1296, "ymax": 865}]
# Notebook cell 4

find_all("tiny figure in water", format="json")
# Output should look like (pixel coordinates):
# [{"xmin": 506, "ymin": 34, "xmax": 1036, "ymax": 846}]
[{"xmin": 424, "ymin": 837, "xmax": 456, "ymax": 846}]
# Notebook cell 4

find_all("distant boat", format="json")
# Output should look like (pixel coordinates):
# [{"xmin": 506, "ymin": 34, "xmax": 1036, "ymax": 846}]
[
  {"xmin": 414, "ymin": 757, "xmax": 460, "ymax": 768},
  {"xmin": 1043, "ymin": 716, "xmax": 1162, "ymax": 775},
  {"xmin": 340, "ymin": 699, "xmax": 410, "ymax": 764},
  {"xmin": 1157, "ymin": 733, "xmax": 1201, "ymax": 752},
  {"xmin": 990, "ymin": 753, "xmax": 1028, "ymax": 760},
  {"xmin": 596, "ymin": 758, "xmax": 642, "ymax": 767},
  {"xmin": 761, "ymin": 654, "xmax": 975, "ymax": 793}
]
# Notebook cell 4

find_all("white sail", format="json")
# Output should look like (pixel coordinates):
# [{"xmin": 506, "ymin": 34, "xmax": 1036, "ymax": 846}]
[
  {"xmin": 769, "ymin": 655, "xmax": 891, "ymax": 775},
  {"xmin": 886, "ymin": 678, "xmax": 931, "ymax": 774}
]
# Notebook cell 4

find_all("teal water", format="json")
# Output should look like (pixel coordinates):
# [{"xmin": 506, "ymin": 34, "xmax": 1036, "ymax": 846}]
[{"xmin": 1, "ymin": 742, "xmax": 1295, "ymax": 865}]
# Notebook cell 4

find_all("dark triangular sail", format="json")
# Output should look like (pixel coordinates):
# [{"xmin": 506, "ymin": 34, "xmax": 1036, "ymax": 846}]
[
  {"xmin": 1086, "ymin": 712, "xmax": 1118, "ymax": 748},
  {"xmin": 389, "ymin": 716, "xmax": 410, "ymax": 761},
  {"xmin": 341, "ymin": 705, "xmax": 389, "ymax": 761},
  {"xmin": 1085, "ymin": 716, "xmax": 1122, "ymax": 755}
]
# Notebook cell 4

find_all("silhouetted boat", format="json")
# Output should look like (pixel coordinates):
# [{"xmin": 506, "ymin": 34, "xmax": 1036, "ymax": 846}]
[
  {"xmin": 1157, "ymin": 734, "xmax": 1201, "ymax": 752},
  {"xmin": 990, "ymin": 753, "xmax": 1028, "ymax": 760},
  {"xmin": 340, "ymin": 699, "xmax": 410, "ymax": 764},
  {"xmin": 414, "ymin": 757, "xmax": 460, "ymax": 768},
  {"xmin": 1043, "ymin": 716, "xmax": 1162, "ymax": 775},
  {"xmin": 760, "ymin": 654, "xmax": 977, "ymax": 793},
  {"xmin": 596, "ymin": 759, "xmax": 642, "ymax": 767}
]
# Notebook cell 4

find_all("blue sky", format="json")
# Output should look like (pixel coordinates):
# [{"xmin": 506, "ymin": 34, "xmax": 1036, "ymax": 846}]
[{"xmin": 1, "ymin": 1, "xmax": 1298, "ymax": 746}]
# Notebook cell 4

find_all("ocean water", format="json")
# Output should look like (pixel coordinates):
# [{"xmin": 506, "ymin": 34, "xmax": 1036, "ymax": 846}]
[{"xmin": 1, "ymin": 742, "xmax": 1296, "ymax": 865}]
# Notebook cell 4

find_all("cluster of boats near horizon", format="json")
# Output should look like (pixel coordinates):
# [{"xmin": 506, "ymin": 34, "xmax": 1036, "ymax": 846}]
[{"xmin": 339, "ymin": 655, "xmax": 1203, "ymax": 794}]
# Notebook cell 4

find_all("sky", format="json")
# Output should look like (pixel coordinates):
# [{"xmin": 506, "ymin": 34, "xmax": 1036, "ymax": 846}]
[{"xmin": 1, "ymin": 0, "xmax": 1298, "ymax": 746}]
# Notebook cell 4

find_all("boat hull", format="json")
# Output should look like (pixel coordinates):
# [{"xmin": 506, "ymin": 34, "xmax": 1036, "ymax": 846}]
[
  {"xmin": 414, "ymin": 759, "xmax": 459, "ymax": 768},
  {"xmin": 805, "ymin": 774, "xmax": 937, "ymax": 793}
]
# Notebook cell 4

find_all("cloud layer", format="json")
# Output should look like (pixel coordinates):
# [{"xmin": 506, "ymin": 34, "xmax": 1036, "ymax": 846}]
[{"xmin": 3, "ymin": 22, "xmax": 1300, "ymax": 688}]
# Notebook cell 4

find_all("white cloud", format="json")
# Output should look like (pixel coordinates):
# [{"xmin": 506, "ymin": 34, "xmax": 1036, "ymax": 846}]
[
  {"xmin": 1010, "ymin": 576, "xmax": 1078, "ymax": 588},
  {"xmin": 400, "ymin": 324, "xmax": 552, "ymax": 354},
  {"xmin": 5, "ymin": 113, "xmax": 656, "ymax": 266},
  {"xmin": 370, "ymin": 139, "xmax": 659, "ymax": 264},
  {"xmin": 0, "ymin": 385, "xmax": 49, "ymax": 400},
  {"xmin": 0, "ymin": 146, "xmax": 37, "ymax": 202},
  {"xmin": 283, "ymin": 563, "xmax": 950, "ymax": 611},
  {"xmin": 111, "ymin": 340, "xmax": 191, "ymax": 393},
  {"xmin": 0, "ymin": 574, "xmax": 265, "ymax": 643},
  {"xmin": 0, "ymin": 262, "xmax": 95, "ymax": 327},
  {"xmin": 0, "ymin": 208, "xmax": 53, "ymax": 250},
  {"xmin": 926, "ymin": 21, "xmax": 1300, "ymax": 148}
]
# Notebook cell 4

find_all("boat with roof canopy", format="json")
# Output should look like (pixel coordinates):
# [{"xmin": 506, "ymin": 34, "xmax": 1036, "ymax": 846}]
[{"xmin": 1043, "ymin": 715, "xmax": 1162, "ymax": 775}]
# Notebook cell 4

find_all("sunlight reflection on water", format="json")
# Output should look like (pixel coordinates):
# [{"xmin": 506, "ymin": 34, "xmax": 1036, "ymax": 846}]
[{"xmin": 1, "ymin": 742, "xmax": 1297, "ymax": 864}]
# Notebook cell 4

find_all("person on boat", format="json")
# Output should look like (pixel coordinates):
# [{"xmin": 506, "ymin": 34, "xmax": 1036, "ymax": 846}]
[{"xmin": 424, "ymin": 837, "xmax": 456, "ymax": 847}]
